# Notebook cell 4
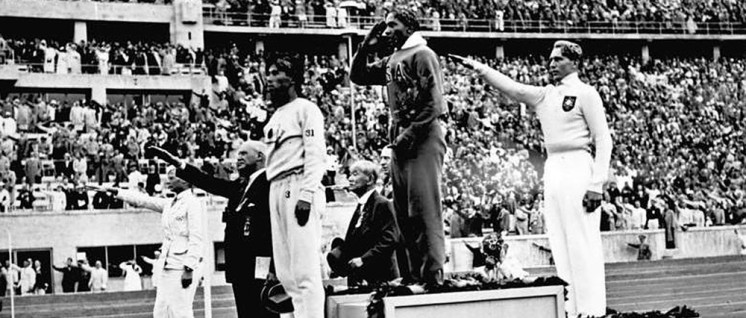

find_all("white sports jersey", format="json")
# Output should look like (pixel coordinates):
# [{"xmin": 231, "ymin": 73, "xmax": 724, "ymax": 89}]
[{"xmin": 263, "ymin": 97, "xmax": 327, "ymax": 203}]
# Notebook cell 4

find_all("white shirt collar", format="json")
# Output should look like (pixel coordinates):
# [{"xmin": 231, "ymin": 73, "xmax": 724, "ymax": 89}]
[
  {"xmin": 174, "ymin": 189, "xmax": 193, "ymax": 200},
  {"xmin": 358, "ymin": 188, "xmax": 376, "ymax": 206},
  {"xmin": 560, "ymin": 72, "xmax": 580, "ymax": 85},
  {"xmin": 400, "ymin": 32, "xmax": 427, "ymax": 51}
]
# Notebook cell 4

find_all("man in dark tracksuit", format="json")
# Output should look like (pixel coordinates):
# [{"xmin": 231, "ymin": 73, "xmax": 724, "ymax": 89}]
[
  {"xmin": 151, "ymin": 142, "xmax": 276, "ymax": 318},
  {"xmin": 350, "ymin": 9, "xmax": 447, "ymax": 286}
]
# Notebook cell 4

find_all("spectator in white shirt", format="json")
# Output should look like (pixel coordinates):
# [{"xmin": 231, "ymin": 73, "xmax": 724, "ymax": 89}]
[
  {"xmin": 630, "ymin": 200, "xmax": 647, "ymax": 230},
  {"xmin": 88, "ymin": 260, "xmax": 108, "ymax": 292},
  {"xmin": 19, "ymin": 259, "xmax": 36, "ymax": 295}
]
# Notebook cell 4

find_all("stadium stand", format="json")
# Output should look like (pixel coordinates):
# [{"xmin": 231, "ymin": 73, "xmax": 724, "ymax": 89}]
[
  {"xmin": 0, "ymin": 0, "xmax": 745, "ymax": 304},
  {"xmin": 201, "ymin": 0, "xmax": 746, "ymax": 34}
]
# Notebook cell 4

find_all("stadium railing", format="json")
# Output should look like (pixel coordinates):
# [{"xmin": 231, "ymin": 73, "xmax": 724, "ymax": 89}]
[
  {"xmin": 2, "ymin": 61, "xmax": 206, "ymax": 76},
  {"xmin": 202, "ymin": 6, "xmax": 746, "ymax": 35}
]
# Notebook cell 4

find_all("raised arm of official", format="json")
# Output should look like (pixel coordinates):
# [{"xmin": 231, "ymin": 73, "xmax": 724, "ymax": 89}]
[{"xmin": 477, "ymin": 65, "xmax": 547, "ymax": 109}]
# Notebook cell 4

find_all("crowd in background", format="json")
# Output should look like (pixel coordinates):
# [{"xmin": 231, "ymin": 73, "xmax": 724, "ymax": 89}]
[
  {"xmin": 1, "ymin": 258, "xmax": 49, "ymax": 296},
  {"xmin": 203, "ymin": 0, "xmax": 746, "ymax": 33},
  {"xmin": 1, "ymin": 256, "xmax": 144, "ymax": 296},
  {"xmin": 0, "ymin": 36, "xmax": 204, "ymax": 75},
  {"xmin": 0, "ymin": 39, "xmax": 745, "ymax": 236}
]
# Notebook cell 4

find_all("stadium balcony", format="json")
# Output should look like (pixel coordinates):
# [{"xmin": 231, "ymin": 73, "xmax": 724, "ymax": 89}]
[
  {"xmin": 0, "ymin": 0, "xmax": 175, "ymax": 23},
  {"xmin": 201, "ymin": 6, "xmax": 746, "ymax": 41}
]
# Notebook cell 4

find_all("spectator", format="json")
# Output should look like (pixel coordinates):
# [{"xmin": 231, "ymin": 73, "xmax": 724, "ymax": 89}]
[
  {"xmin": 52, "ymin": 257, "xmax": 81, "ymax": 293},
  {"xmin": 736, "ymin": 229, "xmax": 746, "ymax": 255},
  {"xmin": 18, "ymin": 259, "xmax": 36, "ymax": 296},
  {"xmin": 627, "ymin": 235, "xmax": 652, "ymax": 261},
  {"xmin": 630, "ymin": 200, "xmax": 647, "ymax": 230},
  {"xmin": 0, "ymin": 261, "xmax": 7, "ymax": 296},
  {"xmin": 77, "ymin": 260, "xmax": 91, "ymax": 292},
  {"xmin": 3, "ymin": 260, "xmax": 20, "ymax": 296},
  {"xmin": 33, "ymin": 260, "xmax": 48, "ymax": 295},
  {"xmin": 119, "ymin": 260, "xmax": 142, "ymax": 291},
  {"xmin": 17, "ymin": 183, "xmax": 34, "ymax": 210},
  {"xmin": 88, "ymin": 261, "xmax": 108, "ymax": 292}
]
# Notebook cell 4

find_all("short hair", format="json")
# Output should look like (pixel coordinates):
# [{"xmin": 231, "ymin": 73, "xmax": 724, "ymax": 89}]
[
  {"xmin": 391, "ymin": 9, "xmax": 420, "ymax": 31},
  {"xmin": 350, "ymin": 160, "xmax": 380, "ymax": 184},
  {"xmin": 266, "ymin": 54, "xmax": 305, "ymax": 95},
  {"xmin": 241, "ymin": 140, "xmax": 266, "ymax": 156},
  {"xmin": 553, "ymin": 40, "xmax": 583, "ymax": 61}
]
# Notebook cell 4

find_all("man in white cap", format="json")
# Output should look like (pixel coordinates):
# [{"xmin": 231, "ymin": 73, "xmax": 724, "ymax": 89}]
[{"xmin": 451, "ymin": 40, "xmax": 612, "ymax": 317}]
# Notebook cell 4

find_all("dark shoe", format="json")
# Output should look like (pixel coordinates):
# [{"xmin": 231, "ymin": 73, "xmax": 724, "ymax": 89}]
[{"xmin": 424, "ymin": 269, "xmax": 444, "ymax": 286}]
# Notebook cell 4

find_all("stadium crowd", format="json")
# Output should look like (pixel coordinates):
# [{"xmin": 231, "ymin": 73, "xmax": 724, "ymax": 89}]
[
  {"xmin": 0, "ymin": 36, "xmax": 204, "ymax": 75},
  {"xmin": 203, "ymin": 0, "xmax": 746, "ymax": 33},
  {"xmin": 0, "ymin": 41, "xmax": 744, "ymax": 238}
]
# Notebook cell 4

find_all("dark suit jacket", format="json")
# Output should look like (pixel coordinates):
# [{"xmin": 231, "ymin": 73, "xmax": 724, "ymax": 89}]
[
  {"xmin": 177, "ymin": 164, "xmax": 272, "ymax": 283},
  {"xmin": 341, "ymin": 190, "xmax": 400, "ymax": 285}
]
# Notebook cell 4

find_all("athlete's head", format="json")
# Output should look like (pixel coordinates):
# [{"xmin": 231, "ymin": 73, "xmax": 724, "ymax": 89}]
[
  {"xmin": 266, "ymin": 54, "xmax": 304, "ymax": 109},
  {"xmin": 382, "ymin": 9, "xmax": 420, "ymax": 51},
  {"xmin": 549, "ymin": 40, "xmax": 582, "ymax": 81}
]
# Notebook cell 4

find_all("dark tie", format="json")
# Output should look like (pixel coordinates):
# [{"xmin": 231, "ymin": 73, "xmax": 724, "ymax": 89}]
[
  {"xmin": 237, "ymin": 182, "xmax": 252, "ymax": 211},
  {"xmin": 353, "ymin": 203, "xmax": 364, "ymax": 229}
]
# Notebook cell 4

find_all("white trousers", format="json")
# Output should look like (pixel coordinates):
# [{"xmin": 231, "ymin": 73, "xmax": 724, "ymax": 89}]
[
  {"xmin": 153, "ymin": 266, "xmax": 202, "ymax": 318},
  {"xmin": 544, "ymin": 151, "xmax": 606, "ymax": 317},
  {"xmin": 270, "ymin": 173, "xmax": 325, "ymax": 318}
]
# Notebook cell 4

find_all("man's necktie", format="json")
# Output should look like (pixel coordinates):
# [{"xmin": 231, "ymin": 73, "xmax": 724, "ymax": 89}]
[{"xmin": 353, "ymin": 203, "xmax": 364, "ymax": 229}]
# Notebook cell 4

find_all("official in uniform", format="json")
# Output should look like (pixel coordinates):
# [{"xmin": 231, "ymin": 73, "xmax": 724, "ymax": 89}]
[
  {"xmin": 90, "ymin": 168, "xmax": 205, "ymax": 318},
  {"xmin": 263, "ymin": 55, "xmax": 326, "ymax": 318},
  {"xmin": 327, "ymin": 160, "xmax": 400, "ymax": 286},
  {"xmin": 150, "ymin": 142, "xmax": 277, "ymax": 318},
  {"xmin": 451, "ymin": 40, "xmax": 613, "ymax": 317},
  {"xmin": 350, "ymin": 9, "xmax": 447, "ymax": 286}
]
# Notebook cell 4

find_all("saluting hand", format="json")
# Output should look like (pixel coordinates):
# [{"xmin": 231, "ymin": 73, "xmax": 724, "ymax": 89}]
[
  {"xmin": 295, "ymin": 199, "xmax": 311, "ymax": 226},
  {"xmin": 448, "ymin": 54, "xmax": 486, "ymax": 73},
  {"xmin": 360, "ymin": 21, "xmax": 387, "ymax": 52},
  {"xmin": 85, "ymin": 185, "xmax": 117, "ymax": 195},
  {"xmin": 149, "ymin": 146, "xmax": 180, "ymax": 166},
  {"xmin": 583, "ymin": 191, "xmax": 603, "ymax": 213}
]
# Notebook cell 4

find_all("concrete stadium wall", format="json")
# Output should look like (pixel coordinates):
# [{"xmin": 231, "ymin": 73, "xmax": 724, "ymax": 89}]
[
  {"xmin": 1, "ymin": 201, "xmax": 744, "ymax": 293},
  {"xmin": 0, "ymin": 0, "xmax": 204, "ymax": 48},
  {"xmin": 5, "ymin": 72, "xmax": 211, "ymax": 104},
  {"xmin": 0, "ymin": 0, "xmax": 173, "ymax": 23},
  {"xmin": 448, "ymin": 225, "xmax": 746, "ymax": 272},
  {"xmin": 0, "ymin": 200, "xmax": 228, "ymax": 293}
]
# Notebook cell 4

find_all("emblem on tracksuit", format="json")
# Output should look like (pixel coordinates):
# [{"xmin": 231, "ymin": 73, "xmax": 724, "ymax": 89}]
[{"xmin": 562, "ymin": 96, "xmax": 577, "ymax": 112}]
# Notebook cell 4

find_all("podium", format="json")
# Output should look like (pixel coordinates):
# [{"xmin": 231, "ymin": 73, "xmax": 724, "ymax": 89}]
[{"xmin": 326, "ymin": 285, "xmax": 565, "ymax": 318}]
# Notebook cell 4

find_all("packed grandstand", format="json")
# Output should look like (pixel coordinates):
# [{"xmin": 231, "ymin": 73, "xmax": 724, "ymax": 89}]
[
  {"xmin": 1, "ymin": 32, "xmax": 744, "ymax": 234},
  {"xmin": 0, "ymin": 0, "xmax": 744, "ymax": 302}
]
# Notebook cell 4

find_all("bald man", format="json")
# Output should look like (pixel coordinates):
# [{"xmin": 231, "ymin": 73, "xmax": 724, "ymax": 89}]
[{"xmin": 151, "ymin": 143, "xmax": 277, "ymax": 318}]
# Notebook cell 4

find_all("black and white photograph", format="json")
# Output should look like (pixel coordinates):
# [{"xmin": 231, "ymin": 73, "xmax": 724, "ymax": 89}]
[{"xmin": 0, "ymin": 0, "xmax": 745, "ymax": 317}]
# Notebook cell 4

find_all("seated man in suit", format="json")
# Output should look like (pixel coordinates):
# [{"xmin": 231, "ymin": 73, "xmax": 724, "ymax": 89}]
[{"xmin": 327, "ymin": 160, "xmax": 401, "ymax": 286}]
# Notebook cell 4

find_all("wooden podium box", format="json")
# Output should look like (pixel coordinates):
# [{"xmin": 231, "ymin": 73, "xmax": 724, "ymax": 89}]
[{"xmin": 326, "ymin": 285, "xmax": 565, "ymax": 318}]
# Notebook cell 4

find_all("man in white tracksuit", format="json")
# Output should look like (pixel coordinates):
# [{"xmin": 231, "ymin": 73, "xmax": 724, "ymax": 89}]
[
  {"xmin": 263, "ymin": 56, "xmax": 326, "ymax": 318},
  {"xmin": 452, "ymin": 41, "xmax": 612, "ymax": 317},
  {"xmin": 91, "ymin": 168, "xmax": 205, "ymax": 318}
]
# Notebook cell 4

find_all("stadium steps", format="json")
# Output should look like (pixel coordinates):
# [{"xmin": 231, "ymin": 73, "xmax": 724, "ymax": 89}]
[{"xmin": 2, "ymin": 255, "xmax": 745, "ymax": 318}]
